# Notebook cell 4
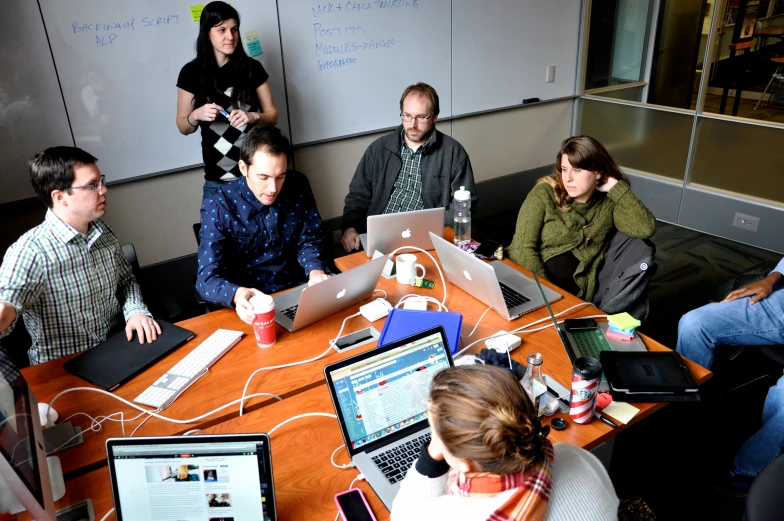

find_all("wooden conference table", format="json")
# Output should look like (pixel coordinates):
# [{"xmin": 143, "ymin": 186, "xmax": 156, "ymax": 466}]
[{"xmin": 20, "ymin": 232, "xmax": 711, "ymax": 520}]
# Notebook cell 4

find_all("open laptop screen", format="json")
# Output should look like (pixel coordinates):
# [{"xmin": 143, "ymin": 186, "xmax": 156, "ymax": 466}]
[
  {"xmin": 107, "ymin": 435, "xmax": 275, "ymax": 521},
  {"xmin": 328, "ymin": 330, "xmax": 450, "ymax": 450}
]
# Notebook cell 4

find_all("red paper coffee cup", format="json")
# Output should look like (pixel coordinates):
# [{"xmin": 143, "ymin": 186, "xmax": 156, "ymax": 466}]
[{"xmin": 250, "ymin": 294, "xmax": 276, "ymax": 348}]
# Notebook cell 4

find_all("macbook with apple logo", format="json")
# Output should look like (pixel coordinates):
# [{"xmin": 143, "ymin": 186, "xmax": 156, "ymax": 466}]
[
  {"xmin": 272, "ymin": 255, "xmax": 389, "ymax": 332},
  {"xmin": 360, "ymin": 208, "xmax": 445, "ymax": 256},
  {"xmin": 429, "ymin": 233, "xmax": 562, "ymax": 320}
]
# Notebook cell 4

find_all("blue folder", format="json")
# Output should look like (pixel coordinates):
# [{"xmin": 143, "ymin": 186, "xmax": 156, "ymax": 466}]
[{"xmin": 377, "ymin": 308, "xmax": 463, "ymax": 355}]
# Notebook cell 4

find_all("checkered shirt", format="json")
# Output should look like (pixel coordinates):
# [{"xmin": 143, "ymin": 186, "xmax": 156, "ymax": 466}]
[
  {"xmin": 382, "ymin": 130, "xmax": 434, "ymax": 214},
  {"xmin": 0, "ymin": 211, "xmax": 150, "ymax": 365}
]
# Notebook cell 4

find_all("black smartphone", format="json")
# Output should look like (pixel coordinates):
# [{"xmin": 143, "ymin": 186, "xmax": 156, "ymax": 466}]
[
  {"xmin": 335, "ymin": 488, "xmax": 377, "ymax": 521},
  {"xmin": 474, "ymin": 239, "xmax": 502, "ymax": 259},
  {"xmin": 563, "ymin": 318, "xmax": 599, "ymax": 331}
]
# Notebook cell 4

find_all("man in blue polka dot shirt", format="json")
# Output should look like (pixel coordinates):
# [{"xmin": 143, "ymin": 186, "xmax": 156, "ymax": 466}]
[{"xmin": 196, "ymin": 126, "xmax": 329, "ymax": 324}]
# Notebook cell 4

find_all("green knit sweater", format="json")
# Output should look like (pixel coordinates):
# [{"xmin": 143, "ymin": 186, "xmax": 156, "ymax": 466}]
[{"xmin": 508, "ymin": 181, "xmax": 656, "ymax": 301}]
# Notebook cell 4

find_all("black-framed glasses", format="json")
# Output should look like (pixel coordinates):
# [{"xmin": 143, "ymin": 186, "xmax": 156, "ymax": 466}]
[
  {"xmin": 400, "ymin": 113, "xmax": 433, "ymax": 123},
  {"xmin": 68, "ymin": 175, "xmax": 105, "ymax": 193}
]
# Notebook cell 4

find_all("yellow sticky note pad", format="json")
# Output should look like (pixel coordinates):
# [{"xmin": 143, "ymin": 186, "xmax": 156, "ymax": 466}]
[
  {"xmin": 601, "ymin": 402, "xmax": 640, "ymax": 424},
  {"xmin": 190, "ymin": 5, "xmax": 204, "ymax": 22},
  {"xmin": 607, "ymin": 312, "xmax": 641, "ymax": 331},
  {"xmin": 244, "ymin": 30, "xmax": 259, "ymax": 43}
]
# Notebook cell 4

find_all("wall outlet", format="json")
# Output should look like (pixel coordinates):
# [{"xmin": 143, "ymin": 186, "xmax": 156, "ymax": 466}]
[
  {"xmin": 732, "ymin": 212, "xmax": 760, "ymax": 232},
  {"xmin": 546, "ymin": 65, "xmax": 556, "ymax": 83}
]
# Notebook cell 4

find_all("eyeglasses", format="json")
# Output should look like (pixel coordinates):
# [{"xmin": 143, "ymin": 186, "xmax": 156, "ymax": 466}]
[
  {"xmin": 68, "ymin": 175, "xmax": 106, "ymax": 193},
  {"xmin": 400, "ymin": 113, "xmax": 433, "ymax": 123}
]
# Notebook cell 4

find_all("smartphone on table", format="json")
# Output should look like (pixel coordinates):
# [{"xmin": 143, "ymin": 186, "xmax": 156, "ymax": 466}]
[
  {"xmin": 563, "ymin": 318, "xmax": 599, "ymax": 331},
  {"xmin": 334, "ymin": 488, "xmax": 377, "ymax": 521}
]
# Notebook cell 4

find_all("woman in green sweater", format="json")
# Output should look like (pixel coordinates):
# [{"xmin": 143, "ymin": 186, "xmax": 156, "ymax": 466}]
[{"xmin": 508, "ymin": 136, "xmax": 655, "ymax": 301}]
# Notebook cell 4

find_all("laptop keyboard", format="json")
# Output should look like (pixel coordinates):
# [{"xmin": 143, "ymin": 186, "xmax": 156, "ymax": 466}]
[
  {"xmin": 371, "ymin": 432, "xmax": 431, "ymax": 484},
  {"xmin": 281, "ymin": 304, "xmax": 298, "ymax": 321},
  {"xmin": 572, "ymin": 328, "xmax": 613, "ymax": 359},
  {"xmin": 499, "ymin": 282, "xmax": 531, "ymax": 309}
]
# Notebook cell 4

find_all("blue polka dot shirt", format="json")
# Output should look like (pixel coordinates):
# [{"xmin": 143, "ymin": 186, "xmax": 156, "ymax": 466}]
[{"xmin": 195, "ymin": 172, "xmax": 327, "ymax": 308}]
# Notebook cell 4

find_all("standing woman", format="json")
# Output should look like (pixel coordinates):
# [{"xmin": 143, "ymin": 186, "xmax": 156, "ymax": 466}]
[
  {"xmin": 176, "ymin": 1, "xmax": 278, "ymax": 199},
  {"xmin": 508, "ymin": 136, "xmax": 655, "ymax": 302}
]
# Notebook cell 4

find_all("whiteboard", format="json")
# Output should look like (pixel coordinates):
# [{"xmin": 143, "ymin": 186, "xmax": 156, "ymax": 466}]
[
  {"xmin": 0, "ymin": 0, "xmax": 74, "ymax": 204},
  {"xmin": 278, "ymin": 0, "xmax": 452, "ymax": 145},
  {"xmin": 452, "ymin": 0, "xmax": 581, "ymax": 115},
  {"xmin": 38, "ymin": 0, "xmax": 288, "ymax": 184}
]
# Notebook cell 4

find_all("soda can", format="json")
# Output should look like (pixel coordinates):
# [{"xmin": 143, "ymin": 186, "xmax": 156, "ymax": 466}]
[{"xmin": 569, "ymin": 356, "xmax": 602, "ymax": 424}]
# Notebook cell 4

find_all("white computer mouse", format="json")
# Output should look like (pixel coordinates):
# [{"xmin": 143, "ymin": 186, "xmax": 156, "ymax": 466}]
[{"xmin": 38, "ymin": 403, "xmax": 58, "ymax": 428}]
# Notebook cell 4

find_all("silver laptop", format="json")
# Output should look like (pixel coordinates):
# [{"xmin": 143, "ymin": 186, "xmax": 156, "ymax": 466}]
[
  {"xmin": 361, "ymin": 207, "xmax": 445, "ymax": 256},
  {"xmin": 273, "ymin": 255, "xmax": 388, "ymax": 332},
  {"xmin": 429, "ymin": 232, "xmax": 562, "ymax": 320},
  {"xmin": 531, "ymin": 272, "xmax": 647, "ymax": 391},
  {"xmin": 324, "ymin": 326, "xmax": 454, "ymax": 511}
]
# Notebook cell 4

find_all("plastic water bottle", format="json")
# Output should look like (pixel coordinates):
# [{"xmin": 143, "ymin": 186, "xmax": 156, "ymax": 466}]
[
  {"xmin": 453, "ymin": 186, "xmax": 471, "ymax": 245},
  {"xmin": 522, "ymin": 352, "xmax": 547, "ymax": 419}
]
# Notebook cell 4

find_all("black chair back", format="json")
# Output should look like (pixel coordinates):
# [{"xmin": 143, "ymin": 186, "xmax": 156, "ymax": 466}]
[{"xmin": 746, "ymin": 454, "xmax": 784, "ymax": 521}]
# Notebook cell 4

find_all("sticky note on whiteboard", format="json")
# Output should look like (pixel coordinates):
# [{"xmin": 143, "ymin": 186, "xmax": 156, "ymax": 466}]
[
  {"xmin": 247, "ymin": 40, "xmax": 263, "ymax": 57},
  {"xmin": 244, "ymin": 30, "xmax": 259, "ymax": 42},
  {"xmin": 190, "ymin": 5, "xmax": 204, "ymax": 21}
]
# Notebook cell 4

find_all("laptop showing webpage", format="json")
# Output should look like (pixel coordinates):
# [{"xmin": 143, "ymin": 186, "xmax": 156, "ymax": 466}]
[
  {"xmin": 360, "ymin": 207, "xmax": 445, "ymax": 256},
  {"xmin": 106, "ymin": 434, "xmax": 276, "ymax": 521},
  {"xmin": 323, "ymin": 326, "xmax": 453, "ymax": 510}
]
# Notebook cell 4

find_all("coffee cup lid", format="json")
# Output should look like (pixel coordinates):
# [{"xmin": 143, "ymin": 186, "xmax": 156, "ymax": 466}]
[{"xmin": 249, "ymin": 294, "xmax": 274, "ymax": 313}]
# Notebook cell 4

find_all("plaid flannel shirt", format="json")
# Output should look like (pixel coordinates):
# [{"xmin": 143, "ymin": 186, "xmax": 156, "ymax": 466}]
[{"xmin": 382, "ymin": 130, "xmax": 434, "ymax": 214}]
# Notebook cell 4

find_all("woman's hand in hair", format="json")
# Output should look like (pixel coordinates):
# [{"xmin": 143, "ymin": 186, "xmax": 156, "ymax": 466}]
[
  {"xmin": 595, "ymin": 175, "xmax": 618, "ymax": 193},
  {"xmin": 229, "ymin": 109, "xmax": 257, "ymax": 128},
  {"xmin": 194, "ymin": 103, "xmax": 224, "ymax": 123}
]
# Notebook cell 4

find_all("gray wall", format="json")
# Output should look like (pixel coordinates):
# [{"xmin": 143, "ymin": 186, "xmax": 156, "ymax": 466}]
[{"xmin": 101, "ymin": 100, "xmax": 573, "ymax": 266}]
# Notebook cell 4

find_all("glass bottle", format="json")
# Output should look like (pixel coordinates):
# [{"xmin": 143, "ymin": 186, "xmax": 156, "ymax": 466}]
[{"xmin": 522, "ymin": 352, "xmax": 547, "ymax": 419}]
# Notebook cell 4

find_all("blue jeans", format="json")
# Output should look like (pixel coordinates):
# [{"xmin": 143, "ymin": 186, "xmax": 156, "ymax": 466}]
[
  {"xmin": 676, "ymin": 292, "xmax": 784, "ymax": 475},
  {"xmin": 202, "ymin": 180, "xmax": 223, "ymax": 201},
  {"xmin": 734, "ymin": 373, "xmax": 784, "ymax": 476}
]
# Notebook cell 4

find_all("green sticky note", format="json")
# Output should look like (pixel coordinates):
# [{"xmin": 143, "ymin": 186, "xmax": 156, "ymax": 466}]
[
  {"xmin": 190, "ymin": 4, "xmax": 204, "ymax": 22},
  {"xmin": 247, "ymin": 40, "xmax": 263, "ymax": 56}
]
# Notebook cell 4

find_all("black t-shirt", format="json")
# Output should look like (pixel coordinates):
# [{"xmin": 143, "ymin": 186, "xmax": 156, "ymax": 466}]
[{"xmin": 177, "ymin": 59, "xmax": 269, "ymax": 182}]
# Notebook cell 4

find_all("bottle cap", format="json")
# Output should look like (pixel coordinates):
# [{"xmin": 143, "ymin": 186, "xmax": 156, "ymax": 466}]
[{"xmin": 454, "ymin": 186, "xmax": 471, "ymax": 201}]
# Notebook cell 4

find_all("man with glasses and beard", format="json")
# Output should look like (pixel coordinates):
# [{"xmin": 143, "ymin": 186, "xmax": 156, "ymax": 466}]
[
  {"xmin": 0, "ymin": 147, "xmax": 158, "ymax": 366},
  {"xmin": 340, "ymin": 83, "xmax": 477, "ymax": 252}
]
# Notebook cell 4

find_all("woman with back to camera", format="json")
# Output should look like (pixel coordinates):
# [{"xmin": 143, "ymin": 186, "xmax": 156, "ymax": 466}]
[
  {"xmin": 508, "ymin": 136, "xmax": 655, "ymax": 302},
  {"xmin": 176, "ymin": 1, "xmax": 278, "ymax": 200},
  {"xmin": 391, "ymin": 364, "xmax": 619, "ymax": 521}
]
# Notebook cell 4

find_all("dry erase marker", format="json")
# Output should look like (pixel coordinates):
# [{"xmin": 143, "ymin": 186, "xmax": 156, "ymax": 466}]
[{"xmin": 218, "ymin": 109, "xmax": 230, "ymax": 118}]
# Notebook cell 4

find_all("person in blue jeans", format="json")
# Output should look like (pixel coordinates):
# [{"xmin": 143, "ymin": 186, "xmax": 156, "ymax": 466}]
[{"xmin": 677, "ymin": 257, "xmax": 784, "ymax": 491}]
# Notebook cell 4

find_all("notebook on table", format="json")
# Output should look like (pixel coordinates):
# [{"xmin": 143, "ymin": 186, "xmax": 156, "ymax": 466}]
[{"xmin": 63, "ymin": 320, "xmax": 194, "ymax": 391}]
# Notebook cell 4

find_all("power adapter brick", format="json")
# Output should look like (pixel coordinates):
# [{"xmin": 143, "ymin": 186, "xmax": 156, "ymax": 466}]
[
  {"xmin": 485, "ymin": 330, "xmax": 522, "ymax": 353},
  {"xmin": 360, "ymin": 298, "xmax": 393, "ymax": 322}
]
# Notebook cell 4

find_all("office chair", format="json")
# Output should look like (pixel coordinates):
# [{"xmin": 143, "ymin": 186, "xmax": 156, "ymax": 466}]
[
  {"xmin": 121, "ymin": 242, "xmax": 181, "ymax": 321},
  {"xmin": 745, "ymin": 453, "xmax": 784, "ymax": 521}
]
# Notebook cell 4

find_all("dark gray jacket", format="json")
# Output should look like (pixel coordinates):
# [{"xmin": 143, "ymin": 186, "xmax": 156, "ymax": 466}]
[{"xmin": 341, "ymin": 126, "xmax": 477, "ymax": 233}]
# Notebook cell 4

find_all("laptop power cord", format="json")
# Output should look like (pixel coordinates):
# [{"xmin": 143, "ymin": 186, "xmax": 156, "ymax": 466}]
[{"xmin": 360, "ymin": 298, "xmax": 392, "ymax": 321}]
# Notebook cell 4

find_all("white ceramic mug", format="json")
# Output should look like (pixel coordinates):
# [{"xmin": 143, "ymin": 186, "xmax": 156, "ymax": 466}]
[{"xmin": 395, "ymin": 253, "xmax": 426, "ymax": 284}]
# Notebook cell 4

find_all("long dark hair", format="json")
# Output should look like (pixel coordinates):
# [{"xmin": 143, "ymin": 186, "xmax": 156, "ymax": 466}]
[
  {"xmin": 538, "ymin": 135, "xmax": 626, "ymax": 210},
  {"xmin": 192, "ymin": 1, "xmax": 256, "ymax": 109}
]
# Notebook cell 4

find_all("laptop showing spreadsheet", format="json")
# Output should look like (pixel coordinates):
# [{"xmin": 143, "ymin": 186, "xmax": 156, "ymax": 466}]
[{"xmin": 323, "ymin": 326, "xmax": 453, "ymax": 511}]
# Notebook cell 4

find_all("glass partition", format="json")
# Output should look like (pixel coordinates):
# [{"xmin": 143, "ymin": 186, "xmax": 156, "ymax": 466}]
[{"xmin": 577, "ymin": 98, "xmax": 694, "ymax": 181}]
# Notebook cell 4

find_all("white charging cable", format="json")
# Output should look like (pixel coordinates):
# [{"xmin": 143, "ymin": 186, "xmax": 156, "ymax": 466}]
[
  {"xmin": 267, "ymin": 412, "xmax": 338, "ymax": 435},
  {"xmin": 460, "ymin": 305, "xmax": 493, "ymax": 338},
  {"xmin": 331, "ymin": 444, "xmax": 355, "ymax": 469},
  {"xmin": 239, "ymin": 311, "xmax": 361, "ymax": 415},
  {"xmin": 455, "ymin": 303, "xmax": 603, "ymax": 357}
]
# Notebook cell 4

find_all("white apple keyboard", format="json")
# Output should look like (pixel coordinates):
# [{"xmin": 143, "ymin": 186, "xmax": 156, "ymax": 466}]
[{"xmin": 133, "ymin": 329, "xmax": 244, "ymax": 409}]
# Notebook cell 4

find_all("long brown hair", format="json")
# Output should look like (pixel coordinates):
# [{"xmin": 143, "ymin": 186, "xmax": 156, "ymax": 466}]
[
  {"xmin": 538, "ymin": 135, "xmax": 625, "ymax": 210},
  {"xmin": 429, "ymin": 365, "xmax": 549, "ymax": 474}
]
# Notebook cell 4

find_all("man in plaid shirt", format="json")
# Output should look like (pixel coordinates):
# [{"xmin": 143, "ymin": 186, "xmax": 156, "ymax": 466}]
[
  {"xmin": 340, "ymin": 83, "xmax": 477, "ymax": 252},
  {"xmin": 0, "ymin": 147, "xmax": 159, "ymax": 366}
]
